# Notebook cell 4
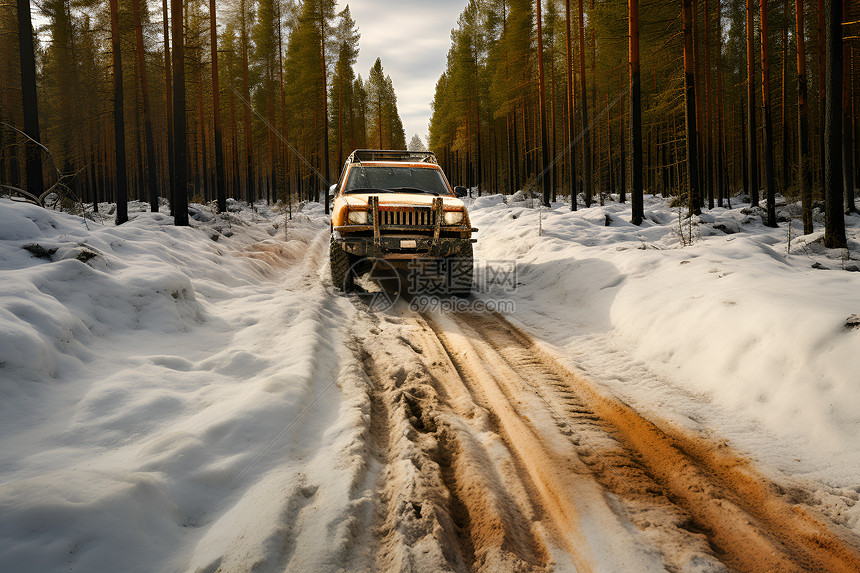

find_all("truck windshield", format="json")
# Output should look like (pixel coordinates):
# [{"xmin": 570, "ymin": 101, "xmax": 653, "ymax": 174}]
[{"xmin": 344, "ymin": 166, "xmax": 451, "ymax": 196}]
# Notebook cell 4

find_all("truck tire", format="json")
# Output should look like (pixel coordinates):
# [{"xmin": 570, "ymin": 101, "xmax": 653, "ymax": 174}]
[
  {"xmin": 330, "ymin": 241, "xmax": 354, "ymax": 292},
  {"xmin": 446, "ymin": 242, "xmax": 473, "ymax": 297}
]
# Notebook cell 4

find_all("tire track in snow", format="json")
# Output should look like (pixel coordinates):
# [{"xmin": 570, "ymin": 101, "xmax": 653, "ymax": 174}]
[
  {"xmin": 353, "ymin": 310, "xmax": 553, "ymax": 572},
  {"xmin": 441, "ymin": 311, "xmax": 860, "ymax": 572}
]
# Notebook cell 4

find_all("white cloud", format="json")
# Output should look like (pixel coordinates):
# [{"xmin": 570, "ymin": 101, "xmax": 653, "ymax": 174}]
[{"xmin": 336, "ymin": 0, "xmax": 463, "ymax": 144}]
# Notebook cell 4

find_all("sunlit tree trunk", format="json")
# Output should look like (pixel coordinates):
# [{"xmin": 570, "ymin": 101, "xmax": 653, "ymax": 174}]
[
  {"xmin": 761, "ymin": 0, "xmax": 777, "ymax": 226},
  {"xmin": 131, "ymin": 0, "xmax": 158, "ymax": 213},
  {"xmin": 565, "ymin": 0, "xmax": 577, "ymax": 210},
  {"xmin": 171, "ymin": 0, "xmax": 188, "ymax": 226},
  {"xmin": 536, "ymin": 0, "xmax": 551, "ymax": 207},
  {"xmin": 683, "ymin": 0, "xmax": 701, "ymax": 216},
  {"xmin": 162, "ymin": 0, "xmax": 175, "ymax": 213},
  {"xmin": 796, "ymin": 0, "xmax": 813, "ymax": 233},
  {"xmin": 577, "ymin": 0, "xmax": 592, "ymax": 206},
  {"xmin": 630, "ymin": 0, "xmax": 643, "ymax": 224},
  {"xmin": 747, "ymin": 0, "xmax": 759, "ymax": 204},
  {"xmin": 210, "ymin": 0, "xmax": 226, "ymax": 212},
  {"xmin": 841, "ymin": 0, "xmax": 855, "ymax": 212},
  {"xmin": 109, "ymin": 0, "xmax": 128, "ymax": 224},
  {"xmin": 240, "ymin": 0, "xmax": 254, "ymax": 203}
]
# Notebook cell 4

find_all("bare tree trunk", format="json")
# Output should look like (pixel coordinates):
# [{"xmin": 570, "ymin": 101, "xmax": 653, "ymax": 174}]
[
  {"xmin": 475, "ymin": 53, "xmax": 483, "ymax": 197},
  {"xmin": 796, "ymin": 0, "xmax": 813, "ymax": 233},
  {"xmin": 818, "ymin": 0, "xmax": 826, "ymax": 192},
  {"xmin": 319, "ymin": 9, "xmax": 330, "ymax": 214},
  {"xmin": 841, "ymin": 0, "xmax": 855, "ymax": 212},
  {"xmin": 704, "ymin": 0, "xmax": 714, "ymax": 209},
  {"xmin": 565, "ymin": 0, "xmax": 577, "ymax": 210},
  {"xmin": 630, "ymin": 0, "xmax": 643, "ymax": 224},
  {"xmin": 716, "ymin": 0, "xmax": 726, "ymax": 207},
  {"xmin": 210, "ymin": 0, "xmax": 226, "ymax": 212},
  {"xmin": 131, "ymin": 0, "xmax": 159, "ymax": 213},
  {"xmin": 782, "ymin": 0, "xmax": 790, "ymax": 191},
  {"xmin": 577, "ymin": 0, "xmax": 592, "ymax": 206},
  {"xmin": 761, "ymin": 0, "xmax": 777, "ymax": 226},
  {"xmin": 109, "ymin": 0, "xmax": 128, "ymax": 224},
  {"xmin": 16, "ymin": 0, "xmax": 44, "ymax": 199},
  {"xmin": 536, "ymin": 0, "xmax": 551, "ymax": 207},
  {"xmin": 746, "ymin": 0, "xmax": 759, "ymax": 205},
  {"xmin": 171, "ymin": 0, "xmax": 188, "ymax": 226},
  {"xmin": 162, "ymin": 0, "xmax": 175, "ymax": 213},
  {"xmin": 683, "ymin": 0, "xmax": 701, "ymax": 217},
  {"xmin": 823, "ymin": 0, "xmax": 845, "ymax": 247},
  {"xmin": 240, "ymin": 0, "xmax": 254, "ymax": 203}
]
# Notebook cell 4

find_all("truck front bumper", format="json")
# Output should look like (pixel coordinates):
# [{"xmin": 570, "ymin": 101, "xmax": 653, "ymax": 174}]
[{"xmin": 331, "ymin": 230, "xmax": 476, "ymax": 260}]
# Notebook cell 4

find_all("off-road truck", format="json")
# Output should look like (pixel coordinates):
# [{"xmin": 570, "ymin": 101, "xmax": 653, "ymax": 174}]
[{"xmin": 329, "ymin": 149, "xmax": 477, "ymax": 295}]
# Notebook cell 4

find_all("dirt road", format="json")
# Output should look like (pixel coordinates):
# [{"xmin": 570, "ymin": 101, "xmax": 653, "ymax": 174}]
[{"xmin": 348, "ymin": 300, "xmax": 860, "ymax": 572}]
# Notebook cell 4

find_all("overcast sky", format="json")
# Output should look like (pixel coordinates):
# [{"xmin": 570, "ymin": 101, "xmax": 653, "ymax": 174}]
[{"xmin": 336, "ymin": 1, "xmax": 464, "ymax": 148}]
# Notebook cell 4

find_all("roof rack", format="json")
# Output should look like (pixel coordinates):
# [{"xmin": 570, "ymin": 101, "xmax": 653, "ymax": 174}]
[{"xmin": 349, "ymin": 149, "xmax": 438, "ymax": 164}]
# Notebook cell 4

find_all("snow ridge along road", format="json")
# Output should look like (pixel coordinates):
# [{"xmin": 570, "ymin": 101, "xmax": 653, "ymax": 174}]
[{"xmin": 349, "ymin": 296, "xmax": 860, "ymax": 572}]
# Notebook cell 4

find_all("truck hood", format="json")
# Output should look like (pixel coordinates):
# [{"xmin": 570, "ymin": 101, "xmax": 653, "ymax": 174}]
[{"xmin": 342, "ymin": 194, "xmax": 466, "ymax": 210}]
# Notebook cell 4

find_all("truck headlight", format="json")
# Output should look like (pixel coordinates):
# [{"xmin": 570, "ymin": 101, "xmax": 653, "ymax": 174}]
[
  {"xmin": 443, "ymin": 210, "xmax": 464, "ymax": 225},
  {"xmin": 347, "ymin": 210, "xmax": 368, "ymax": 224}
]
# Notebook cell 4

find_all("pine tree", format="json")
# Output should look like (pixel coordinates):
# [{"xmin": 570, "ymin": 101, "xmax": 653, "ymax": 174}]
[
  {"xmin": 16, "ymin": 0, "xmax": 43, "ymax": 199},
  {"xmin": 171, "ymin": 0, "xmax": 188, "ymax": 226}
]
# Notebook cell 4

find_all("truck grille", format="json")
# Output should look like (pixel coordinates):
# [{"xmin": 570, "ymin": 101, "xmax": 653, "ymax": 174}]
[{"xmin": 375, "ymin": 208, "xmax": 436, "ymax": 227}]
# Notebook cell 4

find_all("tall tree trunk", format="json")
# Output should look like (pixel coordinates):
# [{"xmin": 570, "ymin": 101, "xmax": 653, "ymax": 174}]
[
  {"xmin": 577, "ymin": 0, "xmax": 592, "ymax": 206},
  {"xmin": 162, "ymin": 0, "xmax": 175, "ymax": 213},
  {"xmin": 536, "ymin": 0, "xmax": 551, "ymax": 208},
  {"xmin": 797, "ymin": 0, "xmax": 813, "ymax": 233},
  {"xmin": 618, "ymin": 70, "xmax": 626, "ymax": 204},
  {"xmin": 761, "ymin": 0, "xmax": 777, "ymax": 226},
  {"xmin": 704, "ymin": 0, "xmax": 714, "ymax": 209},
  {"xmin": 565, "ymin": 0, "xmax": 577, "ymax": 210},
  {"xmin": 320, "ymin": 10, "xmax": 330, "ymax": 214},
  {"xmin": 210, "ymin": 0, "xmax": 226, "ymax": 212},
  {"xmin": 782, "ymin": 0, "xmax": 790, "ymax": 190},
  {"xmin": 746, "ymin": 0, "xmax": 759, "ymax": 205},
  {"xmin": 475, "ymin": 54, "xmax": 483, "ymax": 197},
  {"xmin": 109, "ymin": 0, "xmax": 128, "ymax": 224},
  {"xmin": 841, "ymin": 0, "xmax": 855, "ymax": 212},
  {"xmin": 818, "ymin": 0, "xmax": 826, "ymax": 193},
  {"xmin": 131, "ymin": 0, "xmax": 159, "ymax": 213},
  {"xmin": 171, "ymin": 0, "xmax": 188, "ymax": 226},
  {"xmin": 683, "ymin": 0, "xmax": 701, "ymax": 217},
  {"xmin": 16, "ymin": 0, "xmax": 44, "ymax": 199},
  {"xmin": 823, "ymin": 0, "xmax": 845, "ymax": 247},
  {"xmin": 630, "ymin": 0, "xmax": 643, "ymax": 224},
  {"xmin": 716, "ymin": 0, "xmax": 726, "ymax": 207},
  {"xmin": 240, "ymin": 1, "xmax": 254, "ymax": 203}
]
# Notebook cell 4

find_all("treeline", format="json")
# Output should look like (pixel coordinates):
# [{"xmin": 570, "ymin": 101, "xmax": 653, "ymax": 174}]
[
  {"xmin": 0, "ymin": 0, "xmax": 406, "ymax": 223},
  {"xmin": 430, "ymin": 0, "xmax": 858, "ymax": 247}
]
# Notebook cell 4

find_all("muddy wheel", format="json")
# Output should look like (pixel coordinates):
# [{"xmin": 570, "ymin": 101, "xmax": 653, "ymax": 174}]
[
  {"xmin": 446, "ymin": 242, "xmax": 473, "ymax": 297},
  {"xmin": 330, "ymin": 240, "xmax": 354, "ymax": 292}
]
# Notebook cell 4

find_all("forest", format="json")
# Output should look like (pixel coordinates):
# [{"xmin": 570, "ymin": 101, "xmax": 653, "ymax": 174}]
[
  {"xmin": 429, "ymin": 0, "xmax": 859, "ymax": 249},
  {"xmin": 0, "ymin": 0, "xmax": 406, "ymax": 224},
  {"xmin": 1, "ymin": 0, "xmax": 858, "ymax": 249}
]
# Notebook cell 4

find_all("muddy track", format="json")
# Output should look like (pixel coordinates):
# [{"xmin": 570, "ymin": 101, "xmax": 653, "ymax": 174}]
[{"xmin": 351, "ymin": 305, "xmax": 860, "ymax": 572}]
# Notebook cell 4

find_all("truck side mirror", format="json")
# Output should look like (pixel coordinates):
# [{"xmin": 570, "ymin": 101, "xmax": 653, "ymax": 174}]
[
  {"xmin": 329, "ymin": 184, "xmax": 337, "ymax": 198},
  {"xmin": 454, "ymin": 186, "xmax": 468, "ymax": 198}
]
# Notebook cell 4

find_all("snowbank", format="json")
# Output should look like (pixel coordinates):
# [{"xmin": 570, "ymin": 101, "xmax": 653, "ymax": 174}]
[
  {"xmin": 468, "ymin": 194, "xmax": 860, "ymax": 479},
  {"xmin": 0, "ymin": 200, "xmax": 370, "ymax": 572}
]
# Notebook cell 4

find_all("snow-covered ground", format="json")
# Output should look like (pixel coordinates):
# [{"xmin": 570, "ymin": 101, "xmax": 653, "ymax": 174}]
[
  {"xmin": 469, "ymin": 193, "xmax": 860, "ymax": 488},
  {"xmin": 1, "ymin": 191, "xmax": 858, "ymax": 571}
]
